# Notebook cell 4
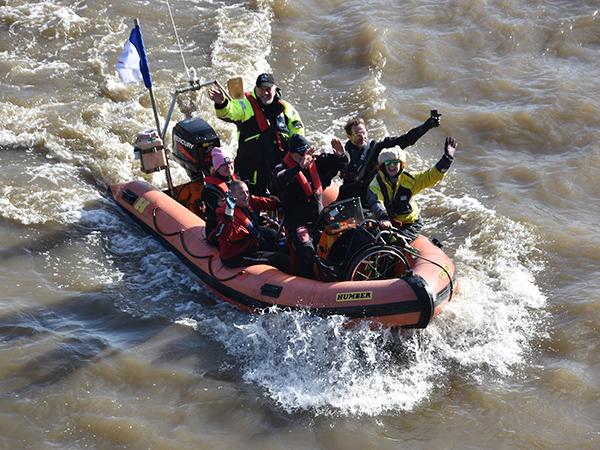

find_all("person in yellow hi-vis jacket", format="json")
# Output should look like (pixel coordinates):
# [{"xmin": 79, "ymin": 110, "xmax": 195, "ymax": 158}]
[
  {"xmin": 208, "ymin": 73, "xmax": 304, "ymax": 196},
  {"xmin": 366, "ymin": 137, "xmax": 458, "ymax": 242}
]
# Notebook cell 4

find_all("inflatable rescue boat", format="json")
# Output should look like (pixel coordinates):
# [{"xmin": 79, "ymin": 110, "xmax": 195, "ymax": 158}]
[
  {"xmin": 110, "ymin": 78, "xmax": 457, "ymax": 328},
  {"xmin": 110, "ymin": 176, "xmax": 457, "ymax": 328}
]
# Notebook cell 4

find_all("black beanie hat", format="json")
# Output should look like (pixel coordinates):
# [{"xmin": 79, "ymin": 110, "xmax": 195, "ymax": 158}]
[
  {"xmin": 256, "ymin": 73, "xmax": 275, "ymax": 88},
  {"xmin": 288, "ymin": 134, "xmax": 311, "ymax": 154}
]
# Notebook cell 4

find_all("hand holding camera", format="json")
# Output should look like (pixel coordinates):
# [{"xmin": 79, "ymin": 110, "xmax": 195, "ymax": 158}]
[{"xmin": 425, "ymin": 109, "xmax": 442, "ymax": 129}]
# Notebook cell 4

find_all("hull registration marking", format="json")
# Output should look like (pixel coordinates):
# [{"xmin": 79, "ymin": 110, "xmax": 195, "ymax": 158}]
[{"xmin": 336, "ymin": 291, "xmax": 373, "ymax": 302}]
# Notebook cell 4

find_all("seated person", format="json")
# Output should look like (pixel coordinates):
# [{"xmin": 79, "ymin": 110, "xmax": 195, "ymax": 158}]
[
  {"xmin": 366, "ymin": 137, "xmax": 458, "ymax": 242},
  {"xmin": 214, "ymin": 180, "xmax": 290, "ymax": 272},
  {"xmin": 201, "ymin": 147, "xmax": 237, "ymax": 244},
  {"xmin": 271, "ymin": 134, "xmax": 346, "ymax": 278}
]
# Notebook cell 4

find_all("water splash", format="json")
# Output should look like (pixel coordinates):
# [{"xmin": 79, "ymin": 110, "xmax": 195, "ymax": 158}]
[
  {"xmin": 0, "ymin": 0, "xmax": 550, "ymax": 418},
  {"xmin": 169, "ymin": 191, "xmax": 548, "ymax": 416},
  {"xmin": 0, "ymin": 162, "xmax": 102, "ymax": 225}
]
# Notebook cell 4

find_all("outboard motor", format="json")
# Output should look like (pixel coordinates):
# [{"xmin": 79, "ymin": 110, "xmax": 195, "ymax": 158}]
[{"xmin": 172, "ymin": 118, "xmax": 220, "ymax": 180}]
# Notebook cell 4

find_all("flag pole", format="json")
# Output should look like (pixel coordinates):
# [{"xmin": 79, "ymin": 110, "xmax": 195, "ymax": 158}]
[
  {"xmin": 134, "ymin": 18, "xmax": 175, "ymax": 197},
  {"xmin": 149, "ymin": 84, "xmax": 176, "ymax": 198}
]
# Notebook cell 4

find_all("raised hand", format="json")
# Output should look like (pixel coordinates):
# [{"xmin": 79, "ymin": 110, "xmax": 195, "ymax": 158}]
[
  {"xmin": 424, "ymin": 110, "xmax": 441, "ymax": 129},
  {"xmin": 298, "ymin": 147, "xmax": 316, "ymax": 169},
  {"xmin": 208, "ymin": 87, "xmax": 226, "ymax": 105},
  {"xmin": 331, "ymin": 137, "xmax": 345, "ymax": 156},
  {"xmin": 444, "ymin": 137, "xmax": 458, "ymax": 158}
]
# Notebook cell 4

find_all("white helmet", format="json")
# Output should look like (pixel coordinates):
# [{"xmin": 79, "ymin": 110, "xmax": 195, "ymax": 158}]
[{"xmin": 378, "ymin": 147, "xmax": 407, "ymax": 165}]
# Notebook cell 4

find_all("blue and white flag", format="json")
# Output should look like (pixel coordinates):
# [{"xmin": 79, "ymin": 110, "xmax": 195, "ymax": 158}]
[{"xmin": 115, "ymin": 23, "xmax": 152, "ymax": 89}]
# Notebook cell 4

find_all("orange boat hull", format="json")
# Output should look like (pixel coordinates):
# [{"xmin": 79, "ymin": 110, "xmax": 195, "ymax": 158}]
[{"xmin": 110, "ymin": 180, "xmax": 457, "ymax": 328}]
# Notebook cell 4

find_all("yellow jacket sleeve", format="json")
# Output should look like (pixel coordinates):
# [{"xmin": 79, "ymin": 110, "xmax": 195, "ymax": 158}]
[{"xmin": 215, "ymin": 98, "xmax": 254, "ymax": 124}]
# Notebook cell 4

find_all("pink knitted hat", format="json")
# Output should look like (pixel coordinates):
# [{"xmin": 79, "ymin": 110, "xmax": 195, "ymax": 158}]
[{"xmin": 211, "ymin": 147, "xmax": 233, "ymax": 169}]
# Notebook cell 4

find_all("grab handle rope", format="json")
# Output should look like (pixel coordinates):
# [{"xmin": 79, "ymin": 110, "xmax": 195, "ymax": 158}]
[
  {"xmin": 379, "ymin": 227, "xmax": 455, "ymax": 301},
  {"xmin": 151, "ymin": 206, "xmax": 244, "ymax": 281},
  {"xmin": 208, "ymin": 255, "xmax": 245, "ymax": 281},
  {"xmin": 152, "ymin": 207, "xmax": 181, "ymax": 237},
  {"xmin": 403, "ymin": 246, "xmax": 455, "ymax": 302},
  {"xmin": 179, "ymin": 229, "xmax": 210, "ymax": 259}
]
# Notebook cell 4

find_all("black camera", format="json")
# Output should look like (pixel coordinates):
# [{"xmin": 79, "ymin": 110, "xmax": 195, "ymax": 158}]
[{"xmin": 430, "ymin": 109, "xmax": 441, "ymax": 119}]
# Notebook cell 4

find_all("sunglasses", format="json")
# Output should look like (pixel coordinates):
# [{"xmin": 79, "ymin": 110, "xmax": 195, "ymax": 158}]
[{"xmin": 384, "ymin": 159, "xmax": 400, "ymax": 166}]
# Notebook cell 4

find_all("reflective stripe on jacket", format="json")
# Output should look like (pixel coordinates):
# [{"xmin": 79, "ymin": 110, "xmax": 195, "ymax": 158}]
[{"xmin": 215, "ymin": 90, "xmax": 303, "ymax": 145}]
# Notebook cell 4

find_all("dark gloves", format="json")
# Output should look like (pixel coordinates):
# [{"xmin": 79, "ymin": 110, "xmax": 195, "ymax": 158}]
[
  {"xmin": 435, "ymin": 137, "xmax": 458, "ymax": 173},
  {"xmin": 444, "ymin": 136, "xmax": 458, "ymax": 158},
  {"xmin": 424, "ymin": 111, "xmax": 441, "ymax": 130},
  {"xmin": 224, "ymin": 192, "xmax": 236, "ymax": 218}
]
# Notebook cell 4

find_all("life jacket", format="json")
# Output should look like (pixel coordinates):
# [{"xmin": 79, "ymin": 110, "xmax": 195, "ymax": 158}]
[
  {"xmin": 232, "ymin": 206, "xmax": 264, "ymax": 243},
  {"xmin": 203, "ymin": 175, "xmax": 230, "ymax": 196},
  {"xmin": 345, "ymin": 140, "xmax": 375, "ymax": 180},
  {"xmin": 202, "ymin": 173, "xmax": 241, "ymax": 202},
  {"xmin": 244, "ymin": 92, "xmax": 286, "ymax": 154},
  {"xmin": 214, "ymin": 204, "xmax": 265, "ymax": 261},
  {"xmin": 375, "ymin": 172, "xmax": 413, "ymax": 216},
  {"xmin": 203, "ymin": 174, "xmax": 237, "ymax": 244},
  {"xmin": 283, "ymin": 153, "xmax": 323, "ymax": 200}
]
